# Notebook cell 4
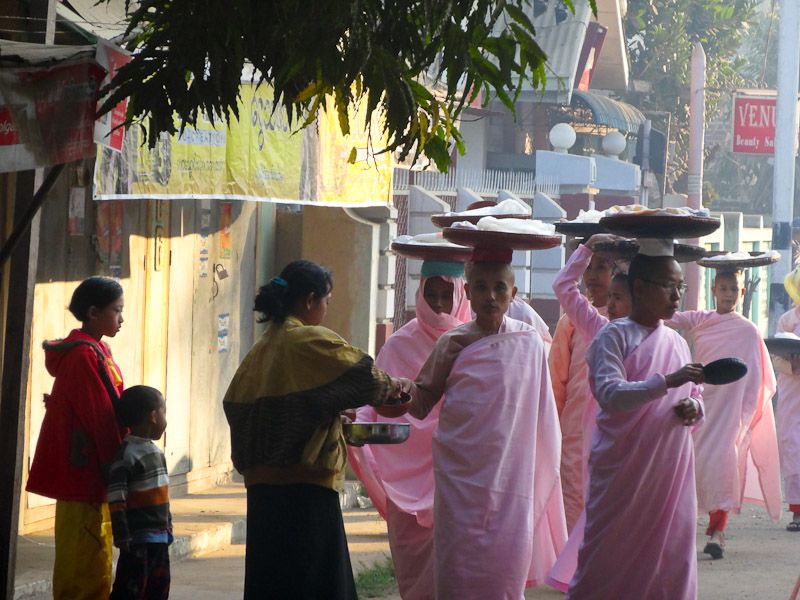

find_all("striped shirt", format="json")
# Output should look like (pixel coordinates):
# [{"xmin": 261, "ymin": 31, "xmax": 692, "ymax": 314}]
[{"xmin": 108, "ymin": 434, "xmax": 172, "ymax": 545}]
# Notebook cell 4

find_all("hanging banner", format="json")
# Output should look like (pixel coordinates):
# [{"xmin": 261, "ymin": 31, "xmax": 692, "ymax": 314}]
[
  {"xmin": 317, "ymin": 96, "xmax": 393, "ymax": 205},
  {"xmin": 94, "ymin": 82, "xmax": 392, "ymax": 206},
  {"xmin": 0, "ymin": 58, "xmax": 105, "ymax": 172}
]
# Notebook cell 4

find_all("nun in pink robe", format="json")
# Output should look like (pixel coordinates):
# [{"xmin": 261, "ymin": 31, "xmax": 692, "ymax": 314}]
[
  {"xmin": 775, "ymin": 304, "xmax": 800, "ymax": 521},
  {"xmin": 566, "ymin": 320, "xmax": 703, "ymax": 599},
  {"xmin": 549, "ymin": 246, "xmax": 611, "ymax": 532},
  {"xmin": 567, "ymin": 252, "xmax": 704, "ymax": 600},
  {"xmin": 667, "ymin": 307, "xmax": 781, "ymax": 525},
  {"xmin": 546, "ymin": 243, "xmax": 622, "ymax": 592},
  {"xmin": 348, "ymin": 262, "xmax": 471, "ymax": 600},
  {"xmin": 411, "ymin": 259, "xmax": 566, "ymax": 599}
]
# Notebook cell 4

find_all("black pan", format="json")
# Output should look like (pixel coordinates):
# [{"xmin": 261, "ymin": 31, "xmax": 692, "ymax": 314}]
[{"xmin": 702, "ymin": 357, "xmax": 748, "ymax": 385}]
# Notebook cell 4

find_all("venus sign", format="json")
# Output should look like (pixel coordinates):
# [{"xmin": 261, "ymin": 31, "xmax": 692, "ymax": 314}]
[{"xmin": 731, "ymin": 91, "xmax": 799, "ymax": 156}]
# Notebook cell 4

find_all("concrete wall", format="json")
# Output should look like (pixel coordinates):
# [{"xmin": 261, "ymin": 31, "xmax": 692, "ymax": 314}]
[
  {"xmin": 457, "ymin": 116, "xmax": 487, "ymax": 173},
  {"xmin": 301, "ymin": 206, "xmax": 378, "ymax": 353}
]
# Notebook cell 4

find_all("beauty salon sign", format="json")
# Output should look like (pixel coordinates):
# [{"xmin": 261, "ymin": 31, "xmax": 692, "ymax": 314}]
[{"xmin": 731, "ymin": 91, "xmax": 799, "ymax": 156}]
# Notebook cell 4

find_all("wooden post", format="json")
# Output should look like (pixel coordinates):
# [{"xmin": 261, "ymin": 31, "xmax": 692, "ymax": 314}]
[
  {"xmin": 0, "ymin": 169, "xmax": 42, "ymax": 600},
  {"xmin": 0, "ymin": 1, "xmax": 55, "ymax": 594}
]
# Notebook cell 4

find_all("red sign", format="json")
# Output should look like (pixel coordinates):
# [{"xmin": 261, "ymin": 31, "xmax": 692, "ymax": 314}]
[
  {"xmin": 731, "ymin": 94, "xmax": 777, "ymax": 155},
  {"xmin": 0, "ymin": 60, "xmax": 105, "ymax": 170},
  {"xmin": 94, "ymin": 40, "xmax": 131, "ymax": 152},
  {"xmin": 0, "ymin": 106, "xmax": 20, "ymax": 145}
]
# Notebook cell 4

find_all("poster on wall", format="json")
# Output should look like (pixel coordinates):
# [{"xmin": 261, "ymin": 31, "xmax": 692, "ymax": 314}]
[
  {"xmin": 199, "ymin": 199, "xmax": 211, "ymax": 277},
  {"xmin": 220, "ymin": 202, "xmax": 232, "ymax": 259},
  {"xmin": 95, "ymin": 200, "xmax": 123, "ymax": 277},
  {"xmin": 68, "ymin": 187, "xmax": 85, "ymax": 235},
  {"xmin": 217, "ymin": 313, "xmax": 230, "ymax": 353}
]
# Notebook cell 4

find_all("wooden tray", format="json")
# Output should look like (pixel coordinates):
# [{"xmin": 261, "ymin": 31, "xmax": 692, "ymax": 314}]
[
  {"xmin": 697, "ymin": 251, "xmax": 780, "ymax": 269},
  {"xmin": 390, "ymin": 241, "xmax": 473, "ymax": 262},
  {"xmin": 593, "ymin": 240, "xmax": 706, "ymax": 263},
  {"xmin": 431, "ymin": 213, "xmax": 530, "ymax": 228},
  {"xmin": 554, "ymin": 221, "xmax": 609, "ymax": 237},
  {"xmin": 442, "ymin": 227, "xmax": 562, "ymax": 251},
  {"xmin": 599, "ymin": 213, "xmax": 721, "ymax": 238}
]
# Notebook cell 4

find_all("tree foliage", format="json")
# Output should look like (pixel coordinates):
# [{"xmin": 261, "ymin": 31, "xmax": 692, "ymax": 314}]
[
  {"xmin": 101, "ymin": 0, "xmax": 595, "ymax": 171},
  {"xmin": 703, "ymin": 3, "xmax": 787, "ymax": 214},
  {"xmin": 623, "ymin": 0, "xmax": 757, "ymax": 193}
]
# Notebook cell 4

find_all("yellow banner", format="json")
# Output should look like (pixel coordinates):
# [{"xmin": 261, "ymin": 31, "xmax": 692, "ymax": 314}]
[
  {"xmin": 94, "ymin": 83, "xmax": 392, "ymax": 206},
  {"xmin": 318, "ymin": 96, "xmax": 393, "ymax": 205}
]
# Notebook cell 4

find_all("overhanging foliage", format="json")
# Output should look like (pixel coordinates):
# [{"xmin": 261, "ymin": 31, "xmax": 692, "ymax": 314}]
[{"xmin": 101, "ymin": 0, "xmax": 596, "ymax": 171}]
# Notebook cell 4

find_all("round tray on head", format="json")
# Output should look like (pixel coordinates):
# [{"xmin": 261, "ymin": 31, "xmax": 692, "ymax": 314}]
[
  {"xmin": 431, "ymin": 213, "xmax": 530, "ymax": 228},
  {"xmin": 554, "ymin": 221, "xmax": 609, "ymax": 238},
  {"xmin": 390, "ymin": 241, "xmax": 473, "ymax": 262},
  {"xmin": 697, "ymin": 251, "xmax": 780, "ymax": 269},
  {"xmin": 592, "ymin": 240, "xmax": 706, "ymax": 263},
  {"xmin": 765, "ymin": 337, "xmax": 800, "ymax": 360},
  {"xmin": 343, "ymin": 422, "xmax": 410, "ymax": 445},
  {"xmin": 442, "ymin": 227, "xmax": 563, "ymax": 251},
  {"xmin": 674, "ymin": 243, "xmax": 709, "ymax": 263},
  {"xmin": 598, "ymin": 213, "xmax": 721, "ymax": 239}
]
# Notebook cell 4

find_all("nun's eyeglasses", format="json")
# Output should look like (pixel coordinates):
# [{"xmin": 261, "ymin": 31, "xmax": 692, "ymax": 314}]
[{"xmin": 641, "ymin": 279, "xmax": 688, "ymax": 295}]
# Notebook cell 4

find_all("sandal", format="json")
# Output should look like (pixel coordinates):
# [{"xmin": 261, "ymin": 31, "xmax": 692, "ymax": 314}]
[
  {"xmin": 787, "ymin": 521, "xmax": 800, "ymax": 532},
  {"xmin": 703, "ymin": 531, "xmax": 724, "ymax": 559}
]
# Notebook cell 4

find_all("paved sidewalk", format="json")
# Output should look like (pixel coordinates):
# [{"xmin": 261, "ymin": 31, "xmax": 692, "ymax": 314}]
[{"xmin": 13, "ymin": 481, "xmax": 391, "ymax": 599}]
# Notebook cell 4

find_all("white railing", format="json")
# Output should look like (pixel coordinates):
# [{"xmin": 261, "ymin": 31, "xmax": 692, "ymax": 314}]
[{"xmin": 393, "ymin": 168, "xmax": 559, "ymax": 197}]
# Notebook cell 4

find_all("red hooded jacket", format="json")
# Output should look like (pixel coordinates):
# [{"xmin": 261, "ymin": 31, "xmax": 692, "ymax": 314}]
[{"xmin": 27, "ymin": 329, "xmax": 125, "ymax": 503}]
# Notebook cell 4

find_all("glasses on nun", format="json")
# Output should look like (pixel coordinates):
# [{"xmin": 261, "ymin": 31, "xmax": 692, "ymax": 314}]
[{"xmin": 641, "ymin": 279, "xmax": 688, "ymax": 295}]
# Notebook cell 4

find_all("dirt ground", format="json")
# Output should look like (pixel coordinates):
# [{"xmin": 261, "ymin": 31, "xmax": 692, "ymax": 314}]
[{"xmin": 158, "ymin": 504, "xmax": 799, "ymax": 600}]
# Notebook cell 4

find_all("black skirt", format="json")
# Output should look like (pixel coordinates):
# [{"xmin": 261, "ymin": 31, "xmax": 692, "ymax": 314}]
[{"xmin": 244, "ymin": 483, "xmax": 357, "ymax": 600}]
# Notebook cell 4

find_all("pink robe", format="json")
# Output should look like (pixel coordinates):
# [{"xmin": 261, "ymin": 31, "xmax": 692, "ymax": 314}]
[
  {"xmin": 668, "ymin": 310, "xmax": 781, "ymax": 520},
  {"xmin": 413, "ymin": 317, "xmax": 567, "ymax": 599},
  {"xmin": 507, "ymin": 296, "xmax": 553, "ymax": 347},
  {"xmin": 348, "ymin": 276, "xmax": 470, "ymax": 600},
  {"xmin": 567, "ymin": 320, "xmax": 701, "ymax": 600},
  {"xmin": 546, "ymin": 244, "xmax": 610, "ymax": 591},
  {"xmin": 549, "ymin": 246, "xmax": 609, "ymax": 532},
  {"xmin": 776, "ymin": 307, "xmax": 800, "ymax": 504}
]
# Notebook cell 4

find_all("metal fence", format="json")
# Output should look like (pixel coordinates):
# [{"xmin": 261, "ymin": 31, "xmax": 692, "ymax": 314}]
[{"xmin": 393, "ymin": 167, "xmax": 559, "ymax": 198}]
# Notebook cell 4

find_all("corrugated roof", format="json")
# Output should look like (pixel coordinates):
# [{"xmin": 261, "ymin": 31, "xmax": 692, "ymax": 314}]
[
  {"xmin": 518, "ymin": 0, "xmax": 593, "ymax": 103},
  {"xmin": 0, "ymin": 39, "xmax": 94, "ymax": 65}
]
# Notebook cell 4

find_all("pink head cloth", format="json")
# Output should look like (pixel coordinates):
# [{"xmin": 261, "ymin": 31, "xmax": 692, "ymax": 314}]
[{"xmin": 414, "ymin": 275, "xmax": 471, "ymax": 340}]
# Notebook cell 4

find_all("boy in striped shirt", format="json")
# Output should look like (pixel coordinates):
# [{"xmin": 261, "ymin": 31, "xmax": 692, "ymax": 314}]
[{"xmin": 108, "ymin": 385, "xmax": 172, "ymax": 599}]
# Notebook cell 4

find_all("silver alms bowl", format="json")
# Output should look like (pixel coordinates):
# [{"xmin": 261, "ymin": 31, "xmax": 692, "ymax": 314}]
[{"xmin": 344, "ymin": 422, "xmax": 410, "ymax": 445}]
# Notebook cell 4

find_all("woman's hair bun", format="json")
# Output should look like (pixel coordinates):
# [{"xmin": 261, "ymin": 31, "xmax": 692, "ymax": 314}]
[{"xmin": 254, "ymin": 260, "xmax": 332, "ymax": 323}]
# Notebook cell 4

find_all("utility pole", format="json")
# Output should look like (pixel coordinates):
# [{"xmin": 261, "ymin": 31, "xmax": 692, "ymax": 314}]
[
  {"xmin": 685, "ymin": 43, "xmax": 706, "ymax": 311},
  {"xmin": 769, "ymin": 0, "xmax": 800, "ymax": 334}
]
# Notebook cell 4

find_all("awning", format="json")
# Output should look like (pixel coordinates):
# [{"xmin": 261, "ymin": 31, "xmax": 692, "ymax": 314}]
[{"xmin": 571, "ymin": 90, "xmax": 645, "ymax": 133}]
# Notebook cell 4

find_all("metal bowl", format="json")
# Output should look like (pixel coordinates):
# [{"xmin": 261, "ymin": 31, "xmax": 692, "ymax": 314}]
[{"xmin": 343, "ymin": 422, "xmax": 410, "ymax": 445}]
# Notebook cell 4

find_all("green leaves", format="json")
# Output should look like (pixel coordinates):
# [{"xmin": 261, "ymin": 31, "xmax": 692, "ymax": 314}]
[
  {"xmin": 98, "ymin": 0, "xmax": 573, "ymax": 172},
  {"xmin": 624, "ymin": 0, "xmax": 757, "ymax": 192}
]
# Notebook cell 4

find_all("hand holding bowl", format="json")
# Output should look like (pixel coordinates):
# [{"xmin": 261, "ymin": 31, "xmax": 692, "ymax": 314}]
[{"xmin": 375, "ymin": 392, "xmax": 413, "ymax": 418}]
